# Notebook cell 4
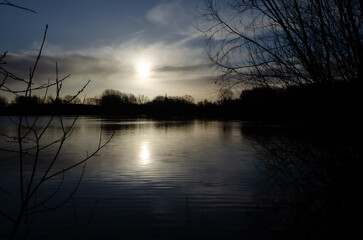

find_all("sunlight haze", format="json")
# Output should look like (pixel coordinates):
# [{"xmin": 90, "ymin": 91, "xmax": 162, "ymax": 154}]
[{"xmin": 0, "ymin": 0, "xmax": 218, "ymax": 101}]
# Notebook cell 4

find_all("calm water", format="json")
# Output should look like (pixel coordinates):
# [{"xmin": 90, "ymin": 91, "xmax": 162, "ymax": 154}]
[
  {"xmin": 0, "ymin": 116, "xmax": 267, "ymax": 239},
  {"xmin": 2, "ymin": 116, "xmax": 361, "ymax": 239}
]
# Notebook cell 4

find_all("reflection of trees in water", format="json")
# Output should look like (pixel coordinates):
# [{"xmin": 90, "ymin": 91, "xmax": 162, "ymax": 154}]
[
  {"xmin": 244, "ymin": 126, "xmax": 363, "ymax": 240},
  {"xmin": 100, "ymin": 122, "xmax": 139, "ymax": 133},
  {"xmin": 154, "ymin": 120, "xmax": 195, "ymax": 129},
  {"xmin": 100, "ymin": 119, "xmax": 196, "ymax": 135}
]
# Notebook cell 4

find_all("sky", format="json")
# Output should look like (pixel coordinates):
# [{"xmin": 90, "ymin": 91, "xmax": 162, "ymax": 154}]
[{"xmin": 1, "ymin": 0, "xmax": 220, "ymax": 101}]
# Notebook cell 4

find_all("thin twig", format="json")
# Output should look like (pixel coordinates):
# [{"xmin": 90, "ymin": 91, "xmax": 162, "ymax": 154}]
[{"xmin": 0, "ymin": 1, "xmax": 36, "ymax": 13}]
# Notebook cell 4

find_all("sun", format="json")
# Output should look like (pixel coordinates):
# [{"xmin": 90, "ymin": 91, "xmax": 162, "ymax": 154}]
[{"xmin": 137, "ymin": 61, "xmax": 151, "ymax": 78}]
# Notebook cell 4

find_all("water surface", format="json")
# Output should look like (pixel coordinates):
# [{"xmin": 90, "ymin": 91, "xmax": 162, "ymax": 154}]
[{"xmin": 0, "ymin": 117, "xmax": 266, "ymax": 239}]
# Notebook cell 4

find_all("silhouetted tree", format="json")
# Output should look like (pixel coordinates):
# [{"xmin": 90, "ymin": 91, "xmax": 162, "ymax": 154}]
[
  {"xmin": 217, "ymin": 88, "xmax": 234, "ymax": 103},
  {"xmin": 63, "ymin": 95, "xmax": 82, "ymax": 104},
  {"xmin": 0, "ymin": 95, "xmax": 7, "ymax": 108},
  {"xmin": 100, "ymin": 89, "xmax": 137, "ymax": 106},
  {"xmin": 145, "ymin": 95, "xmax": 197, "ymax": 117},
  {"xmin": 124, "ymin": 93, "xmax": 137, "ymax": 104},
  {"xmin": 182, "ymin": 95, "xmax": 195, "ymax": 104},
  {"xmin": 13, "ymin": 95, "xmax": 42, "ymax": 106},
  {"xmin": 100, "ymin": 89, "xmax": 123, "ymax": 106},
  {"xmin": 200, "ymin": 0, "xmax": 363, "ymax": 88},
  {"xmin": 137, "ymin": 94, "xmax": 149, "ymax": 105},
  {"xmin": 0, "ymin": 5, "xmax": 113, "ymax": 238},
  {"xmin": 197, "ymin": 99, "xmax": 212, "ymax": 107},
  {"xmin": 85, "ymin": 96, "xmax": 101, "ymax": 105},
  {"xmin": 152, "ymin": 95, "xmax": 166, "ymax": 103}
]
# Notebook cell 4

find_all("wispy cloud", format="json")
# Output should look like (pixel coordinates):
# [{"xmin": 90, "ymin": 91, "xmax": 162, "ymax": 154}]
[
  {"xmin": 1, "ymin": 0, "xmax": 216, "ymax": 100},
  {"xmin": 154, "ymin": 63, "xmax": 210, "ymax": 73},
  {"xmin": 145, "ymin": 0, "xmax": 200, "ymax": 43},
  {"xmin": 6, "ymin": 53, "xmax": 120, "ymax": 79},
  {"xmin": 146, "ymin": 0, "xmax": 190, "ymax": 27},
  {"xmin": 3, "ymin": 38, "xmax": 215, "ymax": 100}
]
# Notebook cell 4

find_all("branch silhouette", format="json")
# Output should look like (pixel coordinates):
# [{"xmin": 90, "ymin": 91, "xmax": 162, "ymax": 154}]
[{"xmin": 0, "ymin": 12, "xmax": 114, "ymax": 240}]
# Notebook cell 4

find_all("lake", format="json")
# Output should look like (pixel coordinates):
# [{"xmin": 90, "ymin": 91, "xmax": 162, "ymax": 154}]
[{"xmin": 0, "ymin": 116, "xmax": 361, "ymax": 239}]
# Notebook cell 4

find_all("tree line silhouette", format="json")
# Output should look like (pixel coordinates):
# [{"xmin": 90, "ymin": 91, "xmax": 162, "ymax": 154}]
[
  {"xmin": 1, "ymin": 81, "xmax": 360, "ymax": 123},
  {"xmin": 1, "ymin": 89, "xmax": 199, "ymax": 117}
]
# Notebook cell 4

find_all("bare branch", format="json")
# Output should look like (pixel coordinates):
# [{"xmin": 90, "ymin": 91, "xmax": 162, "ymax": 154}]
[
  {"xmin": 0, "ymin": 1, "xmax": 36, "ymax": 13},
  {"xmin": 200, "ymin": 0, "xmax": 363, "ymax": 88},
  {"xmin": 0, "ymin": 22, "xmax": 114, "ymax": 239}
]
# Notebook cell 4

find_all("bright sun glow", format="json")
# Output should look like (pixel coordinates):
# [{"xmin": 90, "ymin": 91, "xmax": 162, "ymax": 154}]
[
  {"xmin": 137, "ymin": 61, "xmax": 151, "ymax": 78},
  {"xmin": 140, "ymin": 142, "xmax": 150, "ymax": 165}
]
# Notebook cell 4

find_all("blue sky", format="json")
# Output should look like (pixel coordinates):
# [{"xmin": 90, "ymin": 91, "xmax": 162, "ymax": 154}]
[{"xmin": 1, "ymin": 0, "xmax": 219, "ymax": 101}]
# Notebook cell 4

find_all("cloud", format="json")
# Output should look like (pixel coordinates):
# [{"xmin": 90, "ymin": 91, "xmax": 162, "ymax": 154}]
[
  {"xmin": 145, "ymin": 0, "xmax": 199, "ymax": 42},
  {"xmin": 4, "ymin": 51, "xmax": 124, "ymax": 87},
  {"xmin": 2, "ymin": 38, "xmax": 215, "ymax": 100},
  {"xmin": 146, "ymin": 0, "xmax": 188, "ymax": 26},
  {"xmin": 2, "ymin": 49, "xmax": 128, "ymax": 98},
  {"xmin": 154, "ymin": 63, "xmax": 210, "ymax": 74},
  {"xmin": 6, "ymin": 53, "xmax": 118, "ymax": 77},
  {"xmin": 1, "ymin": 1, "xmax": 216, "ymax": 100}
]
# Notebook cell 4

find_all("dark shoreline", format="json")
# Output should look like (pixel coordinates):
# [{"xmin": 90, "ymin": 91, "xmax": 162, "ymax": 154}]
[{"xmin": 1, "ymin": 81, "xmax": 362, "ymax": 127}]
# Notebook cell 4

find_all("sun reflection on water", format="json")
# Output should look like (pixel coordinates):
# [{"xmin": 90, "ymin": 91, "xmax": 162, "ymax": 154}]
[{"xmin": 139, "ymin": 141, "xmax": 150, "ymax": 165}]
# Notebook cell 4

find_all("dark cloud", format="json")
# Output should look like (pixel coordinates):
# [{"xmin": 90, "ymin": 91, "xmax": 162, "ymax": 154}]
[
  {"xmin": 1, "ymin": 51, "xmax": 132, "ymax": 98},
  {"xmin": 4, "ymin": 52, "xmax": 121, "ymax": 81},
  {"xmin": 154, "ymin": 63, "xmax": 211, "ymax": 73},
  {"xmin": 157, "ymin": 75, "xmax": 217, "ymax": 84}
]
